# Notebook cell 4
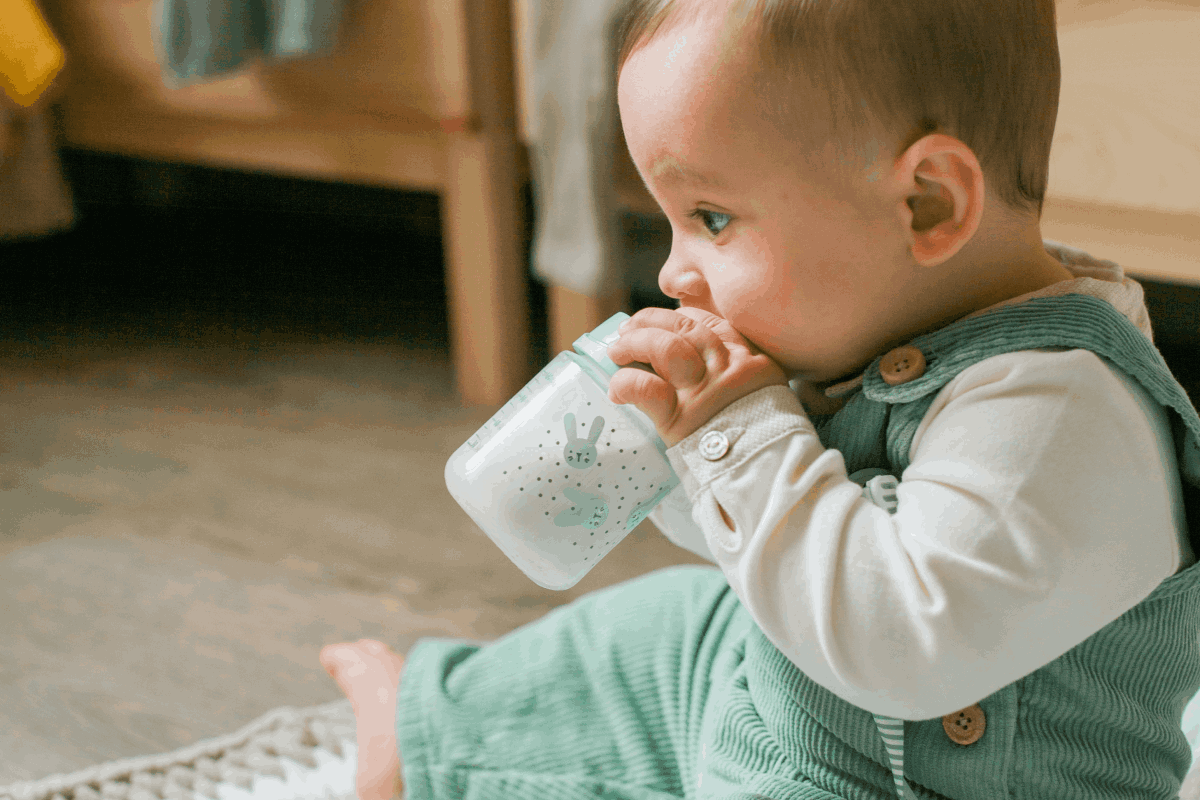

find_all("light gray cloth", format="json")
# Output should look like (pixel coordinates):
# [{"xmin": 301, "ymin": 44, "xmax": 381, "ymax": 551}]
[
  {"xmin": 0, "ymin": 105, "xmax": 76, "ymax": 241},
  {"xmin": 153, "ymin": 0, "xmax": 343, "ymax": 88},
  {"xmin": 524, "ymin": 0, "xmax": 631, "ymax": 298}
]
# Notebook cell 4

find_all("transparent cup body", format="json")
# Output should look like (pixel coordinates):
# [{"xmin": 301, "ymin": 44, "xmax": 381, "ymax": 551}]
[{"xmin": 445, "ymin": 351, "xmax": 679, "ymax": 590}]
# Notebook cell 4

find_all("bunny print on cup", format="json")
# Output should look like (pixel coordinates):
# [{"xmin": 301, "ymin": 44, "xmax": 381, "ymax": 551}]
[
  {"xmin": 554, "ymin": 486, "xmax": 610, "ymax": 529},
  {"xmin": 555, "ymin": 409, "xmax": 677, "ymax": 534},
  {"xmin": 563, "ymin": 413, "xmax": 604, "ymax": 469},
  {"xmin": 555, "ymin": 412, "xmax": 609, "ymax": 531}
]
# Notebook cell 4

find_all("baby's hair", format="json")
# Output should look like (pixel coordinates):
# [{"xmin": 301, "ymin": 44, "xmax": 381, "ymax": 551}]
[{"xmin": 617, "ymin": 0, "xmax": 1061, "ymax": 217}]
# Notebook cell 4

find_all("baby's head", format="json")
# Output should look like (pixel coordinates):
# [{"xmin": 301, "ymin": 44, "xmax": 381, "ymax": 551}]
[{"xmin": 616, "ymin": 0, "xmax": 1069, "ymax": 385}]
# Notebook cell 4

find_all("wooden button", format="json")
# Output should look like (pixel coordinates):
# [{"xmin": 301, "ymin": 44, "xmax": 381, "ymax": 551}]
[
  {"xmin": 942, "ymin": 703, "xmax": 986, "ymax": 745},
  {"xmin": 879, "ymin": 346, "xmax": 927, "ymax": 386}
]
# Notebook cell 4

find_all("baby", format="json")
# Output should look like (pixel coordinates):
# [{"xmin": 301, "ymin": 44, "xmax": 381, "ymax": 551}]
[{"xmin": 322, "ymin": 0, "xmax": 1200, "ymax": 798}]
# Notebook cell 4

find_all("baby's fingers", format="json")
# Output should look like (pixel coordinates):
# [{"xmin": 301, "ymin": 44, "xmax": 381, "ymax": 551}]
[
  {"xmin": 606, "ymin": 324, "xmax": 707, "ymax": 389},
  {"xmin": 607, "ymin": 366, "xmax": 678, "ymax": 431}
]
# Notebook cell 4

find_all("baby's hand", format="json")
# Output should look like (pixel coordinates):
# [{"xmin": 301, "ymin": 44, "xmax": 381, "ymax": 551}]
[{"xmin": 606, "ymin": 307, "xmax": 788, "ymax": 447}]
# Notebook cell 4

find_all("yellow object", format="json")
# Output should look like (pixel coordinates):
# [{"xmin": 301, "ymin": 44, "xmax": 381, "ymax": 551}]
[{"xmin": 0, "ymin": 0, "xmax": 65, "ymax": 107}]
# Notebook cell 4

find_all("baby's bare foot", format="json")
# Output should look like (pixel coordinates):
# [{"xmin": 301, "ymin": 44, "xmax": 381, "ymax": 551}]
[{"xmin": 320, "ymin": 639, "xmax": 406, "ymax": 800}]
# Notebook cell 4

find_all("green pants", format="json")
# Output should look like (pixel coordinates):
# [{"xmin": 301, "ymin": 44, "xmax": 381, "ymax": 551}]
[{"xmin": 395, "ymin": 565, "xmax": 896, "ymax": 799}]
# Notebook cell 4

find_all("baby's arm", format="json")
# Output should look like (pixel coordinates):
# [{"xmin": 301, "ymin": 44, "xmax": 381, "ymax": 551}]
[{"xmin": 654, "ymin": 349, "xmax": 1181, "ymax": 721}]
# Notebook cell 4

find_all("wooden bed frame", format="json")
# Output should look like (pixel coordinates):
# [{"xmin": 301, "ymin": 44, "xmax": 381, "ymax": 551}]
[
  {"xmin": 36, "ymin": 0, "xmax": 1200, "ymax": 407},
  {"xmin": 40, "ymin": 0, "xmax": 534, "ymax": 406}
]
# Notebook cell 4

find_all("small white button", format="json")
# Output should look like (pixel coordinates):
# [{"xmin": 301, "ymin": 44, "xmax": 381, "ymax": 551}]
[
  {"xmin": 700, "ymin": 430, "xmax": 730, "ymax": 461},
  {"xmin": 863, "ymin": 474, "xmax": 899, "ymax": 514}
]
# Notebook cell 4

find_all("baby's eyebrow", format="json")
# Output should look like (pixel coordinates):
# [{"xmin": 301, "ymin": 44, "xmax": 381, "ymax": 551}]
[{"xmin": 648, "ymin": 156, "xmax": 729, "ymax": 191}]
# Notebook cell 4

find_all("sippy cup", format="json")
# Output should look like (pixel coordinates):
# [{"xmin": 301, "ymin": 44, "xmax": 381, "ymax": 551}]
[{"xmin": 444, "ymin": 312, "xmax": 680, "ymax": 590}]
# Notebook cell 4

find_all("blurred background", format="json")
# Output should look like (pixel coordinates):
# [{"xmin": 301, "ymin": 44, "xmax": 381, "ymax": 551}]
[{"xmin": 0, "ymin": 0, "xmax": 1197, "ymax": 784}]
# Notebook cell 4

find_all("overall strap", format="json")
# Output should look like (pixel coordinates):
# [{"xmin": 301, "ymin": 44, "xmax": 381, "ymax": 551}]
[{"xmin": 855, "ymin": 293, "xmax": 1200, "ymax": 481}]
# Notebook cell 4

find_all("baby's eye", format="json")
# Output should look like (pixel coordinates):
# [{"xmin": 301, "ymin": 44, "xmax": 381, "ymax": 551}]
[{"xmin": 688, "ymin": 209, "xmax": 731, "ymax": 237}]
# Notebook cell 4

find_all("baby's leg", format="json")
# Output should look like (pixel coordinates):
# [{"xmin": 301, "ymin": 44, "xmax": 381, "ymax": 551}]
[{"xmin": 319, "ymin": 639, "xmax": 406, "ymax": 800}]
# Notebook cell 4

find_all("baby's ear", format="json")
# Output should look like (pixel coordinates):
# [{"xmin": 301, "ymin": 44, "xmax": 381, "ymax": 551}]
[
  {"xmin": 907, "ymin": 179, "xmax": 955, "ymax": 233},
  {"xmin": 894, "ymin": 134, "xmax": 984, "ymax": 268}
]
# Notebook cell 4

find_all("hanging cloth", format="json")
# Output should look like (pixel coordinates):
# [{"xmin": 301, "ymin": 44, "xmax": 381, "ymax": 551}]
[{"xmin": 154, "ymin": 0, "xmax": 343, "ymax": 88}]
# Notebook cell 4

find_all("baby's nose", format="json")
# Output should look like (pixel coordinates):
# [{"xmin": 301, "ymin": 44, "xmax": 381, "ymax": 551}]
[{"xmin": 658, "ymin": 251, "xmax": 707, "ymax": 301}]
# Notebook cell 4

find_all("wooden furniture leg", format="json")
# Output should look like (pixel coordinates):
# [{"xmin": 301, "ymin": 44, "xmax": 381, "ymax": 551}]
[
  {"xmin": 442, "ymin": 0, "xmax": 532, "ymax": 407},
  {"xmin": 547, "ymin": 285, "xmax": 630, "ymax": 357},
  {"xmin": 443, "ymin": 130, "xmax": 531, "ymax": 406}
]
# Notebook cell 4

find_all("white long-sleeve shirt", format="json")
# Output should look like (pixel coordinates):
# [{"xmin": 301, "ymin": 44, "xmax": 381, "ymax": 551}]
[{"xmin": 647, "ymin": 243, "xmax": 1192, "ymax": 722}]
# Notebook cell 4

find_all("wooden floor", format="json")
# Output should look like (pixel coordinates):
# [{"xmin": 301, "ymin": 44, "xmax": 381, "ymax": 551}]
[{"xmin": 0, "ymin": 333, "xmax": 714, "ymax": 784}]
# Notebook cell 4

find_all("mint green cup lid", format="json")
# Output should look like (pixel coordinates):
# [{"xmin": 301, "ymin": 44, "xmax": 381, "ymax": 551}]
[{"xmin": 572, "ymin": 312, "xmax": 631, "ymax": 377}]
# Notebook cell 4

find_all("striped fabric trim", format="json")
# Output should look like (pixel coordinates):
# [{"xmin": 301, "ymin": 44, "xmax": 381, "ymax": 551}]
[
  {"xmin": 873, "ymin": 714, "xmax": 918, "ymax": 799},
  {"xmin": 858, "ymin": 473, "xmax": 917, "ymax": 798}
]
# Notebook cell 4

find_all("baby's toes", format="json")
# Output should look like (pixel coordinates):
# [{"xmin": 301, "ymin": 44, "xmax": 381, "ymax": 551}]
[
  {"xmin": 319, "ymin": 641, "xmax": 373, "ymax": 692},
  {"xmin": 361, "ymin": 639, "xmax": 387, "ymax": 657},
  {"xmin": 320, "ymin": 640, "xmax": 406, "ymax": 705}
]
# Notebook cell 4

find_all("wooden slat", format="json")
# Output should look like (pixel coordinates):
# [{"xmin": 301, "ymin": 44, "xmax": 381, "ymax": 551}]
[
  {"xmin": 57, "ymin": 82, "xmax": 449, "ymax": 190},
  {"xmin": 1048, "ymin": 2, "xmax": 1200, "ymax": 218},
  {"xmin": 440, "ymin": 0, "xmax": 532, "ymax": 406},
  {"xmin": 427, "ymin": 0, "xmax": 471, "ymax": 122},
  {"xmin": 511, "ymin": 0, "xmax": 535, "ymax": 144},
  {"xmin": 1042, "ymin": 198, "xmax": 1200, "ymax": 287}
]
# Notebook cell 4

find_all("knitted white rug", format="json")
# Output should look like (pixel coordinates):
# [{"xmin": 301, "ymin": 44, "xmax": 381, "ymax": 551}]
[{"xmin": 0, "ymin": 701, "xmax": 364, "ymax": 800}]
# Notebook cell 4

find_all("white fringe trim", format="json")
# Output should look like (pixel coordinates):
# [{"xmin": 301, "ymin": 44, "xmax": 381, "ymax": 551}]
[{"xmin": 0, "ymin": 701, "xmax": 366, "ymax": 800}]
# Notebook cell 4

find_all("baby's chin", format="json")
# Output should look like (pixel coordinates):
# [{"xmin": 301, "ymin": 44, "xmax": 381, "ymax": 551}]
[{"xmin": 783, "ymin": 344, "xmax": 885, "ymax": 385}]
